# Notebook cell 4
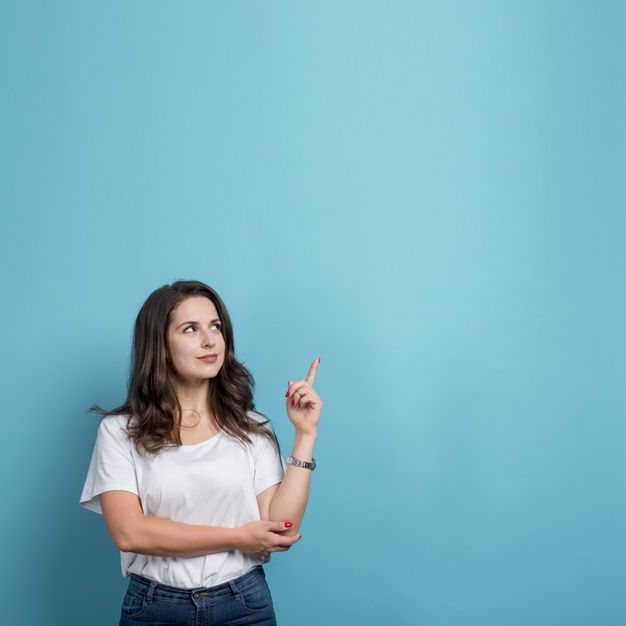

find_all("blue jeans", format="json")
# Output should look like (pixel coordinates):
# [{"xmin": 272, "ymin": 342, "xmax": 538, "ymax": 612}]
[{"xmin": 118, "ymin": 565, "xmax": 278, "ymax": 625}]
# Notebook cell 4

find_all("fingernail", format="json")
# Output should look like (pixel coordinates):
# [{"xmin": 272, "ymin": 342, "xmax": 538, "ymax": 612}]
[
  {"xmin": 284, "ymin": 521, "xmax": 293, "ymax": 528},
  {"xmin": 285, "ymin": 391, "xmax": 290, "ymax": 397}
]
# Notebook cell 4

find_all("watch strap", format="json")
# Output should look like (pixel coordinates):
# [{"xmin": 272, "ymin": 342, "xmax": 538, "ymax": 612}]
[{"xmin": 287, "ymin": 455, "xmax": 317, "ymax": 471}]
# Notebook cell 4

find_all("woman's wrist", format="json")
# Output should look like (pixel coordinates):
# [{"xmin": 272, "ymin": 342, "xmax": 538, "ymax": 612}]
[
  {"xmin": 294, "ymin": 428, "xmax": 317, "ymax": 441},
  {"xmin": 291, "ymin": 431, "xmax": 317, "ymax": 461}
]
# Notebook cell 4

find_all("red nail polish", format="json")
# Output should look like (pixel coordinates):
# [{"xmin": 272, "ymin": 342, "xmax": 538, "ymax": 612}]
[
  {"xmin": 284, "ymin": 521, "xmax": 293, "ymax": 528},
  {"xmin": 285, "ymin": 391, "xmax": 290, "ymax": 397}
]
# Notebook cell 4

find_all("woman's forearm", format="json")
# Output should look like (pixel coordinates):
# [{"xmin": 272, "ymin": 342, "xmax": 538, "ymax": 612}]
[
  {"xmin": 268, "ymin": 431, "xmax": 317, "ymax": 536},
  {"xmin": 124, "ymin": 515, "xmax": 240, "ymax": 558}
]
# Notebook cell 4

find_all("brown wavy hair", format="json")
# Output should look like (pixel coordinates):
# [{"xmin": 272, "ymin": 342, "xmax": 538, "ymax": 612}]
[{"xmin": 89, "ymin": 279, "xmax": 281, "ymax": 458}]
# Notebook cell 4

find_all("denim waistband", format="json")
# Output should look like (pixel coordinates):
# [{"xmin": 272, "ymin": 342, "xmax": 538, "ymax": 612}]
[{"xmin": 128, "ymin": 564, "xmax": 265, "ymax": 601}]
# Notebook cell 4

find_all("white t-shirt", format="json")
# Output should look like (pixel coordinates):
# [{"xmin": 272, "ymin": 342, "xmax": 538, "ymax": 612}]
[{"xmin": 79, "ymin": 410, "xmax": 286, "ymax": 589}]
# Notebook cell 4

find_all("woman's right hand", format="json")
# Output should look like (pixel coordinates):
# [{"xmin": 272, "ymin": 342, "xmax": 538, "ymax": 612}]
[{"xmin": 237, "ymin": 521, "xmax": 302, "ymax": 557}]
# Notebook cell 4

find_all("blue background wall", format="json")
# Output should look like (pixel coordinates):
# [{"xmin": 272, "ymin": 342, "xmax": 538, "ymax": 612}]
[{"xmin": 1, "ymin": 2, "xmax": 625, "ymax": 624}]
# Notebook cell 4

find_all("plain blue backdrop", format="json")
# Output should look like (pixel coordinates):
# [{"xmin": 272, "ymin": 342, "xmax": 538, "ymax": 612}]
[{"xmin": 1, "ymin": 2, "xmax": 625, "ymax": 625}]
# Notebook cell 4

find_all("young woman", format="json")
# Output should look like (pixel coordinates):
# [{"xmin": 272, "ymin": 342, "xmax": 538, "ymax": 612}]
[{"xmin": 79, "ymin": 279, "xmax": 322, "ymax": 625}]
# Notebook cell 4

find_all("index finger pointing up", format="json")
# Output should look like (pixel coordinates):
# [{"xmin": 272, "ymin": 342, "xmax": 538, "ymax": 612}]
[{"xmin": 305, "ymin": 357, "xmax": 321, "ymax": 384}]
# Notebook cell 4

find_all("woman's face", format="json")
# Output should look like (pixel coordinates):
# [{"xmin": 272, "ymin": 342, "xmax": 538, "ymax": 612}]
[{"xmin": 166, "ymin": 296, "xmax": 226, "ymax": 384}]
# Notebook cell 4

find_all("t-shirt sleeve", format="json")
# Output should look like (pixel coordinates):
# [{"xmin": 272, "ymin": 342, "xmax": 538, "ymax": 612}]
[
  {"xmin": 251, "ymin": 427, "xmax": 286, "ymax": 496},
  {"xmin": 79, "ymin": 416, "xmax": 140, "ymax": 515}
]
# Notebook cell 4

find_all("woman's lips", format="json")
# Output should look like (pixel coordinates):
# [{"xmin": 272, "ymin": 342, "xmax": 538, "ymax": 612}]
[{"xmin": 198, "ymin": 355, "xmax": 218, "ymax": 363}]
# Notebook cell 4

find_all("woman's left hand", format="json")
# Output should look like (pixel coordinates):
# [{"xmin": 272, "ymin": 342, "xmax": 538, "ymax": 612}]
[{"xmin": 285, "ymin": 357, "xmax": 323, "ymax": 437}]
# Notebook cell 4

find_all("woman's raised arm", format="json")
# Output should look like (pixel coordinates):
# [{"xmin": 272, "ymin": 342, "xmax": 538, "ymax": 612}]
[{"xmin": 268, "ymin": 357, "xmax": 322, "ymax": 536}]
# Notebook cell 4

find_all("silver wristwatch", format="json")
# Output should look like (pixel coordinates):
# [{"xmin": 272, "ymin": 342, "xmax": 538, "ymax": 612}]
[{"xmin": 287, "ymin": 455, "xmax": 317, "ymax": 471}]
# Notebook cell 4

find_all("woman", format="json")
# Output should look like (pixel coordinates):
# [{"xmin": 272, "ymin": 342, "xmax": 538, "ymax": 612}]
[{"xmin": 79, "ymin": 279, "xmax": 322, "ymax": 625}]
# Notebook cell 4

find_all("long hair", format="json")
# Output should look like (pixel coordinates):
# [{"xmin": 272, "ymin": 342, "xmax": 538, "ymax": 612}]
[{"xmin": 89, "ymin": 279, "xmax": 281, "ymax": 458}]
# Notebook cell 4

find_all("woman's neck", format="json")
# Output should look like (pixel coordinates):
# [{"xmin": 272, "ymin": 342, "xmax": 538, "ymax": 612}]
[{"xmin": 173, "ymin": 379, "xmax": 215, "ymax": 428}]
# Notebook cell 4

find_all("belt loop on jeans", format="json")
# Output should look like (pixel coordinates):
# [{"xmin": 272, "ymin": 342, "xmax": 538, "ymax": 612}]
[
  {"xmin": 228, "ymin": 580, "xmax": 239, "ymax": 596},
  {"xmin": 146, "ymin": 580, "xmax": 158, "ymax": 603}
]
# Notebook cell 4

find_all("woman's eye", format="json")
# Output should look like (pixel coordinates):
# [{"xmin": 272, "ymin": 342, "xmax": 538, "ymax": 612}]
[{"xmin": 183, "ymin": 324, "xmax": 221, "ymax": 333}]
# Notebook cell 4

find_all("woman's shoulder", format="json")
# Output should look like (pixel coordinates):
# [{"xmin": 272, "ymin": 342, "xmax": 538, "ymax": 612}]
[
  {"xmin": 97, "ymin": 413, "xmax": 136, "ymax": 437},
  {"xmin": 246, "ymin": 409, "xmax": 273, "ymax": 431},
  {"xmin": 246, "ymin": 409, "xmax": 264, "ymax": 423},
  {"xmin": 99, "ymin": 412, "xmax": 133, "ymax": 424}
]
